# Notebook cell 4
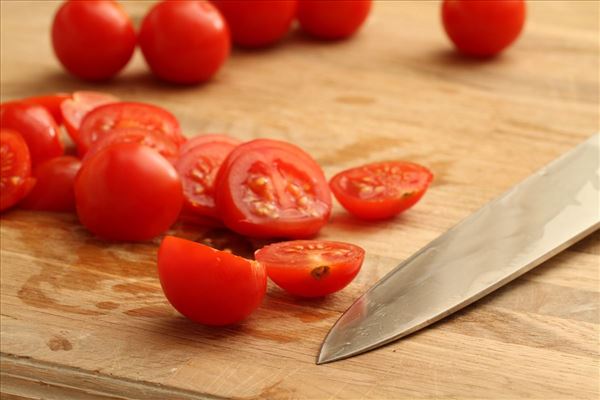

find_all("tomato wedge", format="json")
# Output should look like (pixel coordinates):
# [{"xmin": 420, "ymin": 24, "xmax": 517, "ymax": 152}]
[
  {"xmin": 330, "ymin": 161, "xmax": 433, "ymax": 220},
  {"xmin": 158, "ymin": 236, "xmax": 267, "ymax": 326},
  {"xmin": 255, "ymin": 240, "xmax": 365, "ymax": 298},
  {"xmin": 179, "ymin": 134, "xmax": 241, "ymax": 156},
  {"xmin": 3, "ymin": 93, "xmax": 70, "ymax": 125},
  {"xmin": 1, "ymin": 130, "xmax": 35, "ymax": 212},
  {"xmin": 78, "ymin": 102, "xmax": 184, "ymax": 155},
  {"xmin": 215, "ymin": 139, "xmax": 332, "ymax": 239},
  {"xmin": 60, "ymin": 91, "xmax": 119, "ymax": 146}
]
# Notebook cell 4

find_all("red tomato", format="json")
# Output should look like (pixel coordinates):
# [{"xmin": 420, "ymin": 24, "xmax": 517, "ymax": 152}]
[
  {"xmin": 60, "ymin": 91, "xmax": 119, "ymax": 145},
  {"xmin": 255, "ymin": 240, "xmax": 365, "ymax": 297},
  {"xmin": 20, "ymin": 156, "xmax": 81, "ymax": 212},
  {"xmin": 215, "ymin": 139, "xmax": 332, "ymax": 239},
  {"xmin": 179, "ymin": 134, "xmax": 241, "ymax": 156},
  {"xmin": 442, "ymin": 0, "xmax": 526, "ymax": 57},
  {"xmin": 297, "ymin": 0, "xmax": 371, "ymax": 40},
  {"xmin": 74, "ymin": 142, "xmax": 183, "ymax": 241},
  {"xmin": 158, "ymin": 236, "xmax": 267, "ymax": 325},
  {"xmin": 0, "ymin": 102, "xmax": 64, "ymax": 166},
  {"xmin": 139, "ymin": 0, "xmax": 230, "ymax": 84},
  {"xmin": 330, "ymin": 161, "xmax": 433, "ymax": 220},
  {"xmin": 4, "ymin": 93, "xmax": 71, "ymax": 125},
  {"xmin": 175, "ymin": 139, "xmax": 238, "ymax": 219},
  {"xmin": 51, "ymin": 0, "xmax": 136, "ymax": 80},
  {"xmin": 212, "ymin": 0, "xmax": 297, "ymax": 48},
  {"xmin": 78, "ymin": 102, "xmax": 184, "ymax": 155},
  {"xmin": 1, "ymin": 130, "xmax": 35, "ymax": 212}
]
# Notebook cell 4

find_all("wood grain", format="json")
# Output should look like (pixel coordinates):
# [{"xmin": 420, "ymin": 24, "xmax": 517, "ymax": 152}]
[{"xmin": 1, "ymin": 1, "xmax": 599, "ymax": 399}]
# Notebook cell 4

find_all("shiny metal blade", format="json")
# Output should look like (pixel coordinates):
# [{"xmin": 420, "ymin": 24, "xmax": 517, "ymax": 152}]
[{"xmin": 318, "ymin": 134, "xmax": 600, "ymax": 365}]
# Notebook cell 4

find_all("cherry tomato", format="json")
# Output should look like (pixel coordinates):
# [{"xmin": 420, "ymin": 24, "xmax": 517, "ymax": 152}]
[
  {"xmin": 255, "ymin": 240, "xmax": 365, "ymax": 297},
  {"xmin": 0, "ymin": 102, "xmax": 64, "ymax": 166},
  {"xmin": 175, "ymin": 139, "xmax": 238, "ymax": 219},
  {"xmin": 297, "ymin": 0, "xmax": 371, "ymax": 40},
  {"xmin": 158, "ymin": 236, "xmax": 267, "ymax": 325},
  {"xmin": 2, "ymin": 94, "xmax": 70, "ymax": 125},
  {"xmin": 330, "ymin": 161, "xmax": 433, "ymax": 220},
  {"xmin": 51, "ymin": 0, "xmax": 136, "ymax": 80},
  {"xmin": 215, "ymin": 139, "xmax": 332, "ymax": 239},
  {"xmin": 20, "ymin": 156, "xmax": 81, "ymax": 212},
  {"xmin": 139, "ymin": 0, "xmax": 230, "ymax": 84},
  {"xmin": 60, "ymin": 91, "xmax": 119, "ymax": 146},
  {"xmin": 212, "ymin": 0, "xmax": 297, "ymax": 48},
  {"xmin": 442, "ymin": 0, "xmax": 526, "ymax": 57},
  {"xmin": 179, "ymin": 134, "xmax": 241, "ymax": 156},
  {"xmin": 1, "ymin": 130, "xmax": 35, "ymax": 212},
  {"xmin": 74, "ymin": 142, "xmax": 183, "ymax": 241},
  {"xmin": 78, "ymin": 102, "xmax": 184, "ymax": 155}
]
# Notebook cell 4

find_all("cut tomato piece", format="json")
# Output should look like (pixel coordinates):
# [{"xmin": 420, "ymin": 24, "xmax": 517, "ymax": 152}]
[
  {"xmin": 158, "ymin": 236, "xmax": 267, "ymax": 326},
  {"xmin": 330, "ymin": 161, "xmax": 433, "ymax": 220},
  {"xmin": 60, "ymin": 91, "xmax": 119, "ymax": 146},
  {"xmin": 3, "ymin": 93, "xmax": 70, "ymax": 125},
  {"xmin": 179, "ymin": 134, "xmax": 241, "ymax": 156},
  {"xmin": 1, "ymin": 130, "xmax": 35, "ymax": 211},
  {"xmin": 255, "ymin": 240, "xmax": 365, "ymax": 298},
  {"xmin": 83, "ymin": 128, "xmax": 179, "ymax": 162},
  {"xmin": 215, "ymin": 139, "xmax": 332, "ymax": 239}
]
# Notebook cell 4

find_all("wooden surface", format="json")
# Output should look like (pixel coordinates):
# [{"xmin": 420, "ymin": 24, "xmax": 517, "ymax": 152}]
[{"xmin": 1, "ymin": 1, "xmax": 599, "ymax": 399}]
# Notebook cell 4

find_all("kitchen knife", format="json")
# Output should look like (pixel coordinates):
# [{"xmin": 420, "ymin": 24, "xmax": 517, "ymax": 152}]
[{"xmin": 318, "ymin": 133, "xmax": 600, "ymax": 364}]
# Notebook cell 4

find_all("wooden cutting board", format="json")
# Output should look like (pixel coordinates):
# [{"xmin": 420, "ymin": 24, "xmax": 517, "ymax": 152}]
[{"xmin": 1, "ymin": 1, "xmax": 598, "ymax": 399}]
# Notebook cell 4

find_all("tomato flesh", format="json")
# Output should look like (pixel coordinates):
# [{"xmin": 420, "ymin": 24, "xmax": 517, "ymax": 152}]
[
  {"xmin": 158, "ymin": 236, "xmax": 267, "ymax": 325},
  {"xmin": 179, "ymin": 134, "xmax": 241, "ymax": 156},
  {"xmin": 297, "ymin": 0, "xmax": 371, "ymax": 40},
  {"xmin": 61, "ymin": 91, "xmax": 119, "ymax": 146},
  {"xmin": 1, "ymin": 130, "xmax": 34, "ymax": 212},
  {"xmin": 255, "ymin": 240, "xmax": 365, "ymax": 298}
]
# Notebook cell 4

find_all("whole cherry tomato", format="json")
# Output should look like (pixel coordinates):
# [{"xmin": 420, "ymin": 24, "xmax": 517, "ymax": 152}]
[
  {"xmin": 1, "ymin": 130, "xmax": 35, "ymax": 212},
  {"xmin": 297, "ymin": 0, "xmax": 371, "ymax": 40}
]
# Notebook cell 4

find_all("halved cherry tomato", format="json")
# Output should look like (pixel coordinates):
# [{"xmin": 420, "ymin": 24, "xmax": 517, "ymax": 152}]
[
  {"xmin": 175, "ymin": 139, "xmax": 238, "ymax": 219},
  {"xmin": 297, "ymin": 0, "xmax": 372, "ymax": 40},
  {"xmin": 60, "ymin": 91, "xmax": 119, "ymax": 145},
  {"xmin": 0, "ymin": 102, "xmax": 64, "ymax": 166},
  {"xmin": 330, "ymin": 161, "xmax": 433, "ymax": 220},
  {"xmin": 212, "ymin": 0, "xmax": 297, "ymax": 48},
  {"xmin": 255, "ymin": 240, "xmax": 365, "ymax": 298},
  {"xmin": 78, "ymin": 102, "xmax": 184, "ymax": 155},
  {"xmin": 20, "ymin": 156, "xmax": 81, "ymax": 212},
  {"xmin": 158, "ymin": 236, "xmax": 267, "ymax": 325},
  {"xmin": 3, "ymin": 93, "xmax": 70, "ymax": 125},
  {"xmin": 215, "ymin": 139, "xmax": 332, "ymax": 239},
  {"xmin": 1, "ymin": 130, "xmax": 35, "ymax": 212},
  {"xmin": 179, "ymin": 134, "xmax": 241, "ymax": 156},
  {"xmin": 74, "ymin": 142, "xmax": 183, "ymax": 241}
]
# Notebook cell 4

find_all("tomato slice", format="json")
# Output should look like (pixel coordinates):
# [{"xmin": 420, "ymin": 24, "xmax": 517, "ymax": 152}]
[
  {"xmin": 83, "ymin": 128, "xmax": 179, "ymax": 162},
  {"xmin": 255, "ymin": 240, "xmax": 365, "ymax": 298},
  {"xmin": 20, "ymin": 156, "xmax": 81, "ymax": 212},
  {"xmin": 78, "ymin": 102, "xmax": 184, "ymax": 155},
  {"xmin": 179, "ymin": 133, "xmax": 241, "ymax": 156},
  {"xmin": 175, "ymin": 139, "xmax": 239, "ymax": 219},
  {"xmin": 0, "ymin": 102, "xmax": 64, "ymax": 166},
  {"xmin": 60, "ymin": 91, "xmax": 119, "ymax": 146},
  {"xmin": 158, "ymin": 236, "xmax": 267, "ymax": 326},
  {"xmin": 1, "ymin": 130, "xmax": 35, "ymax": 211},
  {"xmin": 215, "ymin": 139, "xmax": 332, "ymax": 239},
  {"xmin": 330, "ymin": 161, "xmax": 433, "ymax": 220}
]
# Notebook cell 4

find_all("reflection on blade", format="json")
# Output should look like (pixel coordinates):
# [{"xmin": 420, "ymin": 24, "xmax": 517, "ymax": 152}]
[{"xmin": 318, "ymin": 134, "xmax": 600, "ymax": 364}]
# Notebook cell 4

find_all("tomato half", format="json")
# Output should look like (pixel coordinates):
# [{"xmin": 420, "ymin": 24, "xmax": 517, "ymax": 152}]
[
  {"xmin": 330, "ymin": 161, "xmax": 433, "ymax": 220},
  {"xmin": 60, "ymin": 91, "xmax": 119, "ymax": 145},
  {"xmin": 442, "ymin": 0, "xmax": 526, "ymax": 57},
  {"xmin": 175, "ymin": 139, "xmax": 238, "ymax": 219},
  {"xmin": 20, "ymin": 156, "xmax": 81, "ymax": 212},
  {"xmin": 3, "ymin": 93, "xmax": 71, "ymax": 125},
  {"xmin": 255, "ymin": 240, "xmax": 365, "ymax": 298},
  {"xmin": 158, "ymin": 236, "xmax": 267, "ymax": 325},
  {"xmin": 0, "ymin": 102, "xmax": 64, "ymax": 166},
  {"xmin": 179, "ymin": 134, "xmax": 241, "ymax": 156},
  {"xmin": 212, "ymin": 0, "xmax": 297, "ymax": 48},
  {"xmin": 297, "ymin": 0, "xmax": 371, "ymax": 40},
  {"xmin": 1, "ymin": 130, "xmax": 35, "ymax": 212},
  {"xmin": 139, "ymin": 0, "xmax": 230, "ymax": 84},
  {"xmin": 78, "ymin": 102, "xmax": 184, "ymax": 155},
  {"xmin": 51, "ymin": 0, "xmax": 136, "ymax": 80},
  {"xmin": 215, "ymin": 139, "xmax": 332, "ymax": 239},
  {"xmin": 74, "ymin": 142, "xmax": 183, "ymax": 241}
]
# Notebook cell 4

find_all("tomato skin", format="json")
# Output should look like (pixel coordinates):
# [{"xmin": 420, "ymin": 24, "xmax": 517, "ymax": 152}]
[
  {"xmin": 139, "ymin": 0, "xmax": 230, "ymax": 84},
  {"xmin": 297, "ymin": 0, "xmax": 371, "ymax": 40},
  {"xmin": 212, "ymin": 0, "xmax": 297, "ymax": 48},
  {"xmin": 20, "ymin": 156, "xmax": 81, "ymax": 212},
  {"xmin": 179, "ymin": 134, "xmax": 241, "ymax": 156},
  {"xmin": 1, "ymin": 130, "xmax": 35, "ymax": 212},
  {"xmin": 0, "ymin": 102, "xmax": 64, "ymax": 167},
  {"xmin": 60, "ymin": 91, "xmax": 119, "ymax": 146},
  {"xmin": 74, "ymin": 142, "xmax": 183, "ymax": 241},
  {"xmin": 255, "ymin": 240, "xmax": 365, "ymax": 298},
  {"xmin": 158, "ymin": 236, "xmax": 267, "ymax": 325},
  {"xmin": 442, "ymin": 0, "xmax": 526, "ymax": 57},
  {"xmin": 51, "ymin": 0, "xmax": 136, "ymax": 80}
]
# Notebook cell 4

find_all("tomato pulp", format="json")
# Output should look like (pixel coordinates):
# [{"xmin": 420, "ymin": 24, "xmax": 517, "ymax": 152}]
[{"xmin": 1, "ymin": 130, "xmax": 34, "ymax": 211}]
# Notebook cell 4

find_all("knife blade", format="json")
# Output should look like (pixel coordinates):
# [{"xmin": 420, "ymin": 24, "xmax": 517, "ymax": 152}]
[{"xmin": 317, "ymin": 133, "xmax": 600, "ymax": 364}]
